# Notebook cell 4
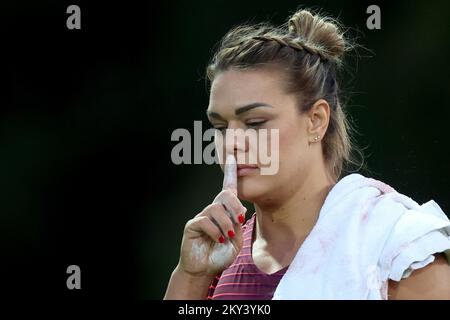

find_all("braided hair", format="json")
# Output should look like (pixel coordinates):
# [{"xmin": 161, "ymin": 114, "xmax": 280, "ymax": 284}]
[{"xmin": 206, "ymin": 9, "xmax": 361, "ymax": 180}]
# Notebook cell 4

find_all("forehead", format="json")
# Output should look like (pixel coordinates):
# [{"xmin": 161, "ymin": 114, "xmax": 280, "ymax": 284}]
[{"xmin": 209, "ymin": 67, "xmax": 288, "ymax": 110}]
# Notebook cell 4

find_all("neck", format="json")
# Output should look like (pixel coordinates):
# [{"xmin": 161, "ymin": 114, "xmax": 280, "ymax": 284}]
[{"xmin": 253, "ymin": 163, "xmax": 336, "ymax": 249}]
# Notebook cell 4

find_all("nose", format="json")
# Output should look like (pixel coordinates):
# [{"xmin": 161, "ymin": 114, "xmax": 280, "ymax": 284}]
[{"xmin": 224, "ymin": 124, "xmax": 248, "ymax": 157}]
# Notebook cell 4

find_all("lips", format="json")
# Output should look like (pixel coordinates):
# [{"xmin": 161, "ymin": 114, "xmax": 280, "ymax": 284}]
[
  {"xmin": 237, "ymin": 164, "xmax": 259, "ymax": 177},
  {"xmin": 237, "ymin": 164, "xmax": 258, "ymax": 170}
]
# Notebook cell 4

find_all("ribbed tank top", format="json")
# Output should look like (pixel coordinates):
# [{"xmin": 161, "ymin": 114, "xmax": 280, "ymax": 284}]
[{"xmin": 207, "ymin": 213, "xmax": 289, "ymax": 300}]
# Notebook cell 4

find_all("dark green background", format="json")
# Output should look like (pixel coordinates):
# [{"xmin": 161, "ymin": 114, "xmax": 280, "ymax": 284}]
[{"xmin": 3, "ymin": 0, "xmax": 449, "ymax": 298}]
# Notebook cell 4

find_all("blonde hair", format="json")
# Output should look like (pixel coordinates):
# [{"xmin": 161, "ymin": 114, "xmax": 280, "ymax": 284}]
[{"xmin": 206, "ymin": 9, "xmax": 364, "ymax": 180}]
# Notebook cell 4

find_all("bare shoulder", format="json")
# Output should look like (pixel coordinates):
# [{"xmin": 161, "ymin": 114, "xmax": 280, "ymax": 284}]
[{"xmin": 388, "ymin": 253, "xmax": 450, "ymax": 300}]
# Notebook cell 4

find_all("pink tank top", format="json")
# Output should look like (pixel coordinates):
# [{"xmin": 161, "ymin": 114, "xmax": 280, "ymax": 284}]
[{"xmin": 207, "ymin": 214, "xmax": 289, "ymax": 300}]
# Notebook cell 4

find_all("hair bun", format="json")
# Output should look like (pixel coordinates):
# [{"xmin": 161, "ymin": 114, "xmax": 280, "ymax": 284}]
[{"xmin": 287, "ymin": 10, "xmax": 348, "ymax": 63}]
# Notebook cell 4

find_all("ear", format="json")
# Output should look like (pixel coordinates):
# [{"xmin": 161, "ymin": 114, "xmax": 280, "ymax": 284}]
[{"xmin": 307, "ymin": 99, "xmax": 331, "ymax": 144}]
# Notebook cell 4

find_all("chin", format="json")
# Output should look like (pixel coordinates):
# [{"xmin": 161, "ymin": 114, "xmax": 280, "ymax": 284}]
[{"xmin": 237, "ymin": 176, "xmax": 272, "ymax": 202}]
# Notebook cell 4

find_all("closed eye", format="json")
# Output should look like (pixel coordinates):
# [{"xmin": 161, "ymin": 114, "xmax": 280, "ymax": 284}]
[
  {"xmin": 214, "ymin": 127, "xmax": 226, "ymax": 133},
  {"xmin": 211, "ymin": 120, "xmax": 268, "ymax": 132},
  {"xmin": 212, "ymin": 124, "xmax": 227, "ymax": 132},
  {"xmin": 246, "ymin": 120, "xmax": 267, "ymax": 129}
]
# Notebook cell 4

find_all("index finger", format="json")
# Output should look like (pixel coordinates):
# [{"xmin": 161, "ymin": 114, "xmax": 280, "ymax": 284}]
[{"xmin": 222, "ymin": 154, "xmax": 237, "ymax": 194}]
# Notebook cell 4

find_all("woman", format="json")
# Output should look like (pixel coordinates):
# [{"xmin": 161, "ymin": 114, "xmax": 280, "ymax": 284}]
[{"xmin": 164, "ymin": 8, "xmax": 450, "ymax": 300}]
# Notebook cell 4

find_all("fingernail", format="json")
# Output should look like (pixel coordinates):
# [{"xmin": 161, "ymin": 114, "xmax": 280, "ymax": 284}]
[
  {"xmin": 218, "ymin": 235, "xmax": 225, "ymax": 243},
  {"xmin": 238, "ymin": 214, "xmax": 245, "ymax": 224},
  {"xmin": 227, "ymin": 230, "xmax": 235, "ymax": 238}
]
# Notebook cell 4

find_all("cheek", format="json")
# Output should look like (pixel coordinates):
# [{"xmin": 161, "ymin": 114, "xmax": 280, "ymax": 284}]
[
  {"xmin": 278, "ymin": 122, "xmax": 306, "ymax": 155},
  {"xmin": 214, "ymin": 132, "xmax": 227, "ymax": 165},
  {"xmin": 275, "ymin": 123, "xmax": 310, "ymax": 176}
]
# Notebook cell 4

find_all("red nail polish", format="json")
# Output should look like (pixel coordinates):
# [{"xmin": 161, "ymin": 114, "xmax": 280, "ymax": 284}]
[
  {"xmin": 238, "ymin": 214, "xmax": 245, "ymax": 224},
  {"xmin": 228, "ymin": 230, "xmax": 235, "ymax": 238},
  {"xmin": 218, "ymin": 235, "xmax": 225, "ymax": 243}
]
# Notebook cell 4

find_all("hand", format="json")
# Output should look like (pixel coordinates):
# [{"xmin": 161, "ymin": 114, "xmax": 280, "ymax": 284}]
[{"xmin": 178, "ymin": 154, "xmax": 247, "ymax": 276}]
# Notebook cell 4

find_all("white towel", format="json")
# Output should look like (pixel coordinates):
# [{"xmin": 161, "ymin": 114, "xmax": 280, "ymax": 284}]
[{"xmin": 272, "ymin": 173, "xmax": 450, "ymax": 300}]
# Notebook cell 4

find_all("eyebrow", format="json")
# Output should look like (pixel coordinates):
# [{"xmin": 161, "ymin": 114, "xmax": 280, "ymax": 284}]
[{"xmin": 206, "ymin": 102, "xmax": 273, "ymax": 120}]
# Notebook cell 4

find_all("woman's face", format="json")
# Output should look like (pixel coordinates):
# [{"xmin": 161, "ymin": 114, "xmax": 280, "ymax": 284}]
[{"xmin": 207, "ymin": 67, "xmax": 328, "ymax": 204}]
